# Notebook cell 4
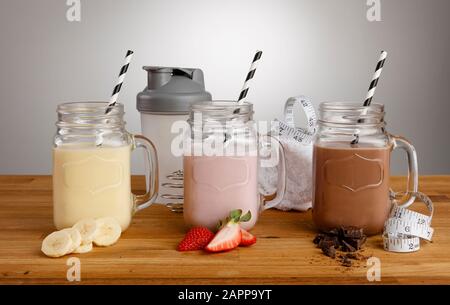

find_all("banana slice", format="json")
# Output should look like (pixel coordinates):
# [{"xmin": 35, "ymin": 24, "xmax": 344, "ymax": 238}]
[
  {"xmin": 73, "ymin": 242, "xmax": 93, "ymax": 254},
  {"xmin": 41, "ymin": 230, "xmax": 73, "ymax": 258},
  {"xmin": 73, "ymin": 218, "xmax": 97, "ymax": 245},
  {"xmin": 93, "ymin": 217, "xmax": 122, "ymax": 246},
  {"xmin": 61, "ymin": 228, "xmax": 82, "ymax": 252}
]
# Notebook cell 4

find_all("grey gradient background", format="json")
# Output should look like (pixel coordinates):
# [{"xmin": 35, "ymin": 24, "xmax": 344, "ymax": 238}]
[{"xmin": 0, "ymin": 0, "xmax": 449, "ymax": 175}]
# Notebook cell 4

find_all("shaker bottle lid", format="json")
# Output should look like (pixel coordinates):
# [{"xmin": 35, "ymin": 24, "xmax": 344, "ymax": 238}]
[{"xmin": 137, "ymin": 66, "xmax": 212, "ymax": 114}]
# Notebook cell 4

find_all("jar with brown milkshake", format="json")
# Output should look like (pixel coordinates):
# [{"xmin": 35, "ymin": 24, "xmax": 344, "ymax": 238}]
[{"xmin": 312, "ymin": 102, "xmax": 418, "ymax": 235}]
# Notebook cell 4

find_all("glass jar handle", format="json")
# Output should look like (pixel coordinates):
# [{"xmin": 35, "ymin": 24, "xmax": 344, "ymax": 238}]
[
  {"xmin": 258, "ymin": 135, "xmax": 287, "ymax": 210},
  {"xmin": 390, "ymin": 135, "xmax": 418, "ymax": 208},
  {"xmin": 132, "ymin": 135, "xmax": 159, "ymax": 212}
]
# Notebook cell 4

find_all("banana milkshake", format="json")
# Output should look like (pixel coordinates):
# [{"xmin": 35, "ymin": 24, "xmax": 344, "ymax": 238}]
[{"xmin": 53, "ymin": 144, "xmax": 133, "ymax": 231}]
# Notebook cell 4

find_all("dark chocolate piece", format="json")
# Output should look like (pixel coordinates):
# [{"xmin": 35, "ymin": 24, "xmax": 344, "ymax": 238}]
[
  {"xmin": 313, "ymin": 234, "xmax": 325, "ymax": 245},
  {"xmin": 345, "ymin": 236, "xmax": 367, "ymax": 250},
  {"xmin": 321, "ymin": 246, "xmax": 336, "ymax": 259},
  {"xmin": 341, "ymin": 226, "xmax": 364, "ymax": 239},
  {"xmin": 318, "ymin": 235, "xmax": 340, "ymax": 249},
  {"xmin": 341, "ymin": 240, "xmax": 356, "ymax": 252},
  {"xmin": 327, "ymin": 228, "xmax": 340, "ymax": 236},
  {"xmin": 332, "ymin": 236, "xmax": 341, "ymax": 248},
  {"xmin": 318, "ymin": 239, "xmax": 335, "ymax": 249},
  {"xmin": 313, "ymin": 226, "xmax": 367, "ymax": 266}
]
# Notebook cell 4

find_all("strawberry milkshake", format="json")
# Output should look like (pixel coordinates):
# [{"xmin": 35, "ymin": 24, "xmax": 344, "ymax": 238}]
[
  {"xmin": 182, "ymin": 101, "xmax": 286, "ymax": 232},
  {"xmin": 183, "ymin": 155, "xmax": 259, "ymax": 231}
]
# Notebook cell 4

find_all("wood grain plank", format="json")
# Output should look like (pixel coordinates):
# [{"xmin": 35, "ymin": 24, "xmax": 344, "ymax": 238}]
[{"xmin": 0, "ymin": 175, "xmax": 449, "ymax": 284}]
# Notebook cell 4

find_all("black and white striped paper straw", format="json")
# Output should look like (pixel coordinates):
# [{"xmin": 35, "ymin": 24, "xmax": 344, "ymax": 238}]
[
  {"xmin": 353, "ymin": 51, "xmax": 388, "ymax": 144},
  {"xmin": 237, "ymin": 50, "xmax": 263, "ymax": 104},
  {"xmin": 105, "ymin": 50, "xmax": 134, "ymax": 114},
  {"xmin": 363, "ymin": 51, "xmax": 387, "ymax": 107}
]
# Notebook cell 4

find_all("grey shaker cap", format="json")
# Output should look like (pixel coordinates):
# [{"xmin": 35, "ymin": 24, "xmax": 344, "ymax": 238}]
[{"xmin": 136, "ymin": 66, "xmax": 212, "ymax": 114}]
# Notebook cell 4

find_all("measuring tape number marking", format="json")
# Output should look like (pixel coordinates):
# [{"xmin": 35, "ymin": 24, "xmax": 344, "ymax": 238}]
[{"xmin": 383, "ymin": 191, "xmax": 434, "ymax": 253}]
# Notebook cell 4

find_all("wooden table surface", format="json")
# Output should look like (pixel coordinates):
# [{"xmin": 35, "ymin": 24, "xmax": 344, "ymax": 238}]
[{"xmin": 0, "ymin": 175, "xmax": 449, "ymax": 284}]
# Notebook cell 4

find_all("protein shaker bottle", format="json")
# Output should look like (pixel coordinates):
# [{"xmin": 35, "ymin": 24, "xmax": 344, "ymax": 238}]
[{"xmin": 137, "ymin": 66, "xmax": 212, "ymax": 205}]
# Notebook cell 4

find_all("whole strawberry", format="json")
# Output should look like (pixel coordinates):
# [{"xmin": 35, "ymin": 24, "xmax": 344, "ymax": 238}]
[{"xmin": 177, "ymin": 227, "xmax": 215, "ymax": 251}]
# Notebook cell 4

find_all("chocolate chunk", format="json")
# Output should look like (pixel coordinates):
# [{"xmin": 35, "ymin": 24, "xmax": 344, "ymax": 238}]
[
  {"xmin": 318, "ymin": 235, "xmax": 340, "ymax": 249},
  {"xmin": 313, "ymin": 226, "xmax": 366, "ymax": 267},
  {"xmin": 321, "ymin": 246, "xmax": 336, "ymax": 259},
  {"xmin": 318, "ymin": 239, "xmax": 334, "ymax": 249},
  {"xmin": 332, "ymin": 236, "xmax": 341, "ymax": 247},
  {"xmin": 345, "ymin": 236, "xmax": 367, "ymax": 250},
  {"xmin": 313, "ymin": 234, "xmax": 325, "ymax": 245},
  {"xmin": 341, "ymin": 226, "xmax": 364, "ymax": 239},
  {"xmin": 341, "ymin": 256, "xmax": 352, "ymax": 267},
  {"xmin": 344, "ymin": 238, "xmax": 357, "ymax": 249},
  {"xmin": 327, "ymin": 228, "xmax": 340, "ymax": 236},
  {"xmin": 341, "ymin": 240, "xmax": 356, "ymax": 252}
]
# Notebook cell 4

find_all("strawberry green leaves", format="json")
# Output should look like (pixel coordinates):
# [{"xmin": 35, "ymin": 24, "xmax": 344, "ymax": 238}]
[
  {"xmin": 240, "ymin": 210, "xmax": 252, "ymax": 223},
  {"xmin": 217, "ymin": 209, "xmax": 252, "ymax": 230}
]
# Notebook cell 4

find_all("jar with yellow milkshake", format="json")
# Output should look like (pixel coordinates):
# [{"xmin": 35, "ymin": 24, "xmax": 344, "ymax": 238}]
[{"xmin": 53, "ymin": 102, "xmax": 158, "ymax": 231}]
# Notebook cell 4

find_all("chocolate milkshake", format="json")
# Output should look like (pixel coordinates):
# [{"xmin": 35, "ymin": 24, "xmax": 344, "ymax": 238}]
[
  {"xmin": 312, "ymin": 102, "xmax": 418, "ymax": 236},
  {"xmin": 312, "ymin": 143, "xmax": 392, "ymax": 235}
]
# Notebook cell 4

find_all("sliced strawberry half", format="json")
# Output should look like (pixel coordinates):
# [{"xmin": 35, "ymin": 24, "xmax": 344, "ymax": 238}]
[
  {"xmin": 240, "ymin": 228, "xmax": 257, "ymax": 247},
  {"xmin": 205, "ymin": 222, "xmax": 241, "ymax": 253},
  {"xmin": 177, "ymin": 227, "xmax": 215, "ymax": 251}
]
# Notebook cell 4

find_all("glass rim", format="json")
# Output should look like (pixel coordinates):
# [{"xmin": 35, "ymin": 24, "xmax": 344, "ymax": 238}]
[
  {"xmin": 319, "ymin": 102, "xmax": 384, "ymax": 112},
  {"xmin": 57, "ymin": 101, "xmax": 124, "ymax": 112},
  {"xmin": 191, "ymin": 100, "xmax": 253, "ymax": 112}
]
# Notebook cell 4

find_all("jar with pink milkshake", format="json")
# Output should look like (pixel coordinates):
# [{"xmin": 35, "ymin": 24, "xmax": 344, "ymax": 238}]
[{"xmin": 182, "ymin": 101, "xmax": 286, "ymax": 231}]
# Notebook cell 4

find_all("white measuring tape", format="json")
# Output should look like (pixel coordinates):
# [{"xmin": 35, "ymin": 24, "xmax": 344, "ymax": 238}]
[
  {"xmin": 383, "ymin": 191, "xmax": 434, "ymax": 253},
  {"xmin": 271, "ymin": 95, "xmax": 317, "ymax": 144}
]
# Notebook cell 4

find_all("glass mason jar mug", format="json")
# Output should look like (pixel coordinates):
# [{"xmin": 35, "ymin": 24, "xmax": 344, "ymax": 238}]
[
  {"xmin": 312, "ymin": 102, "xmax": 418, "ymax": 235},
  {"xmin": 53, "ymin": 102, "xmax": 158, "ymax": 231},
  {"xmin": 183, "ymin": 101, "xmax": 286, "ymax": 231}
]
